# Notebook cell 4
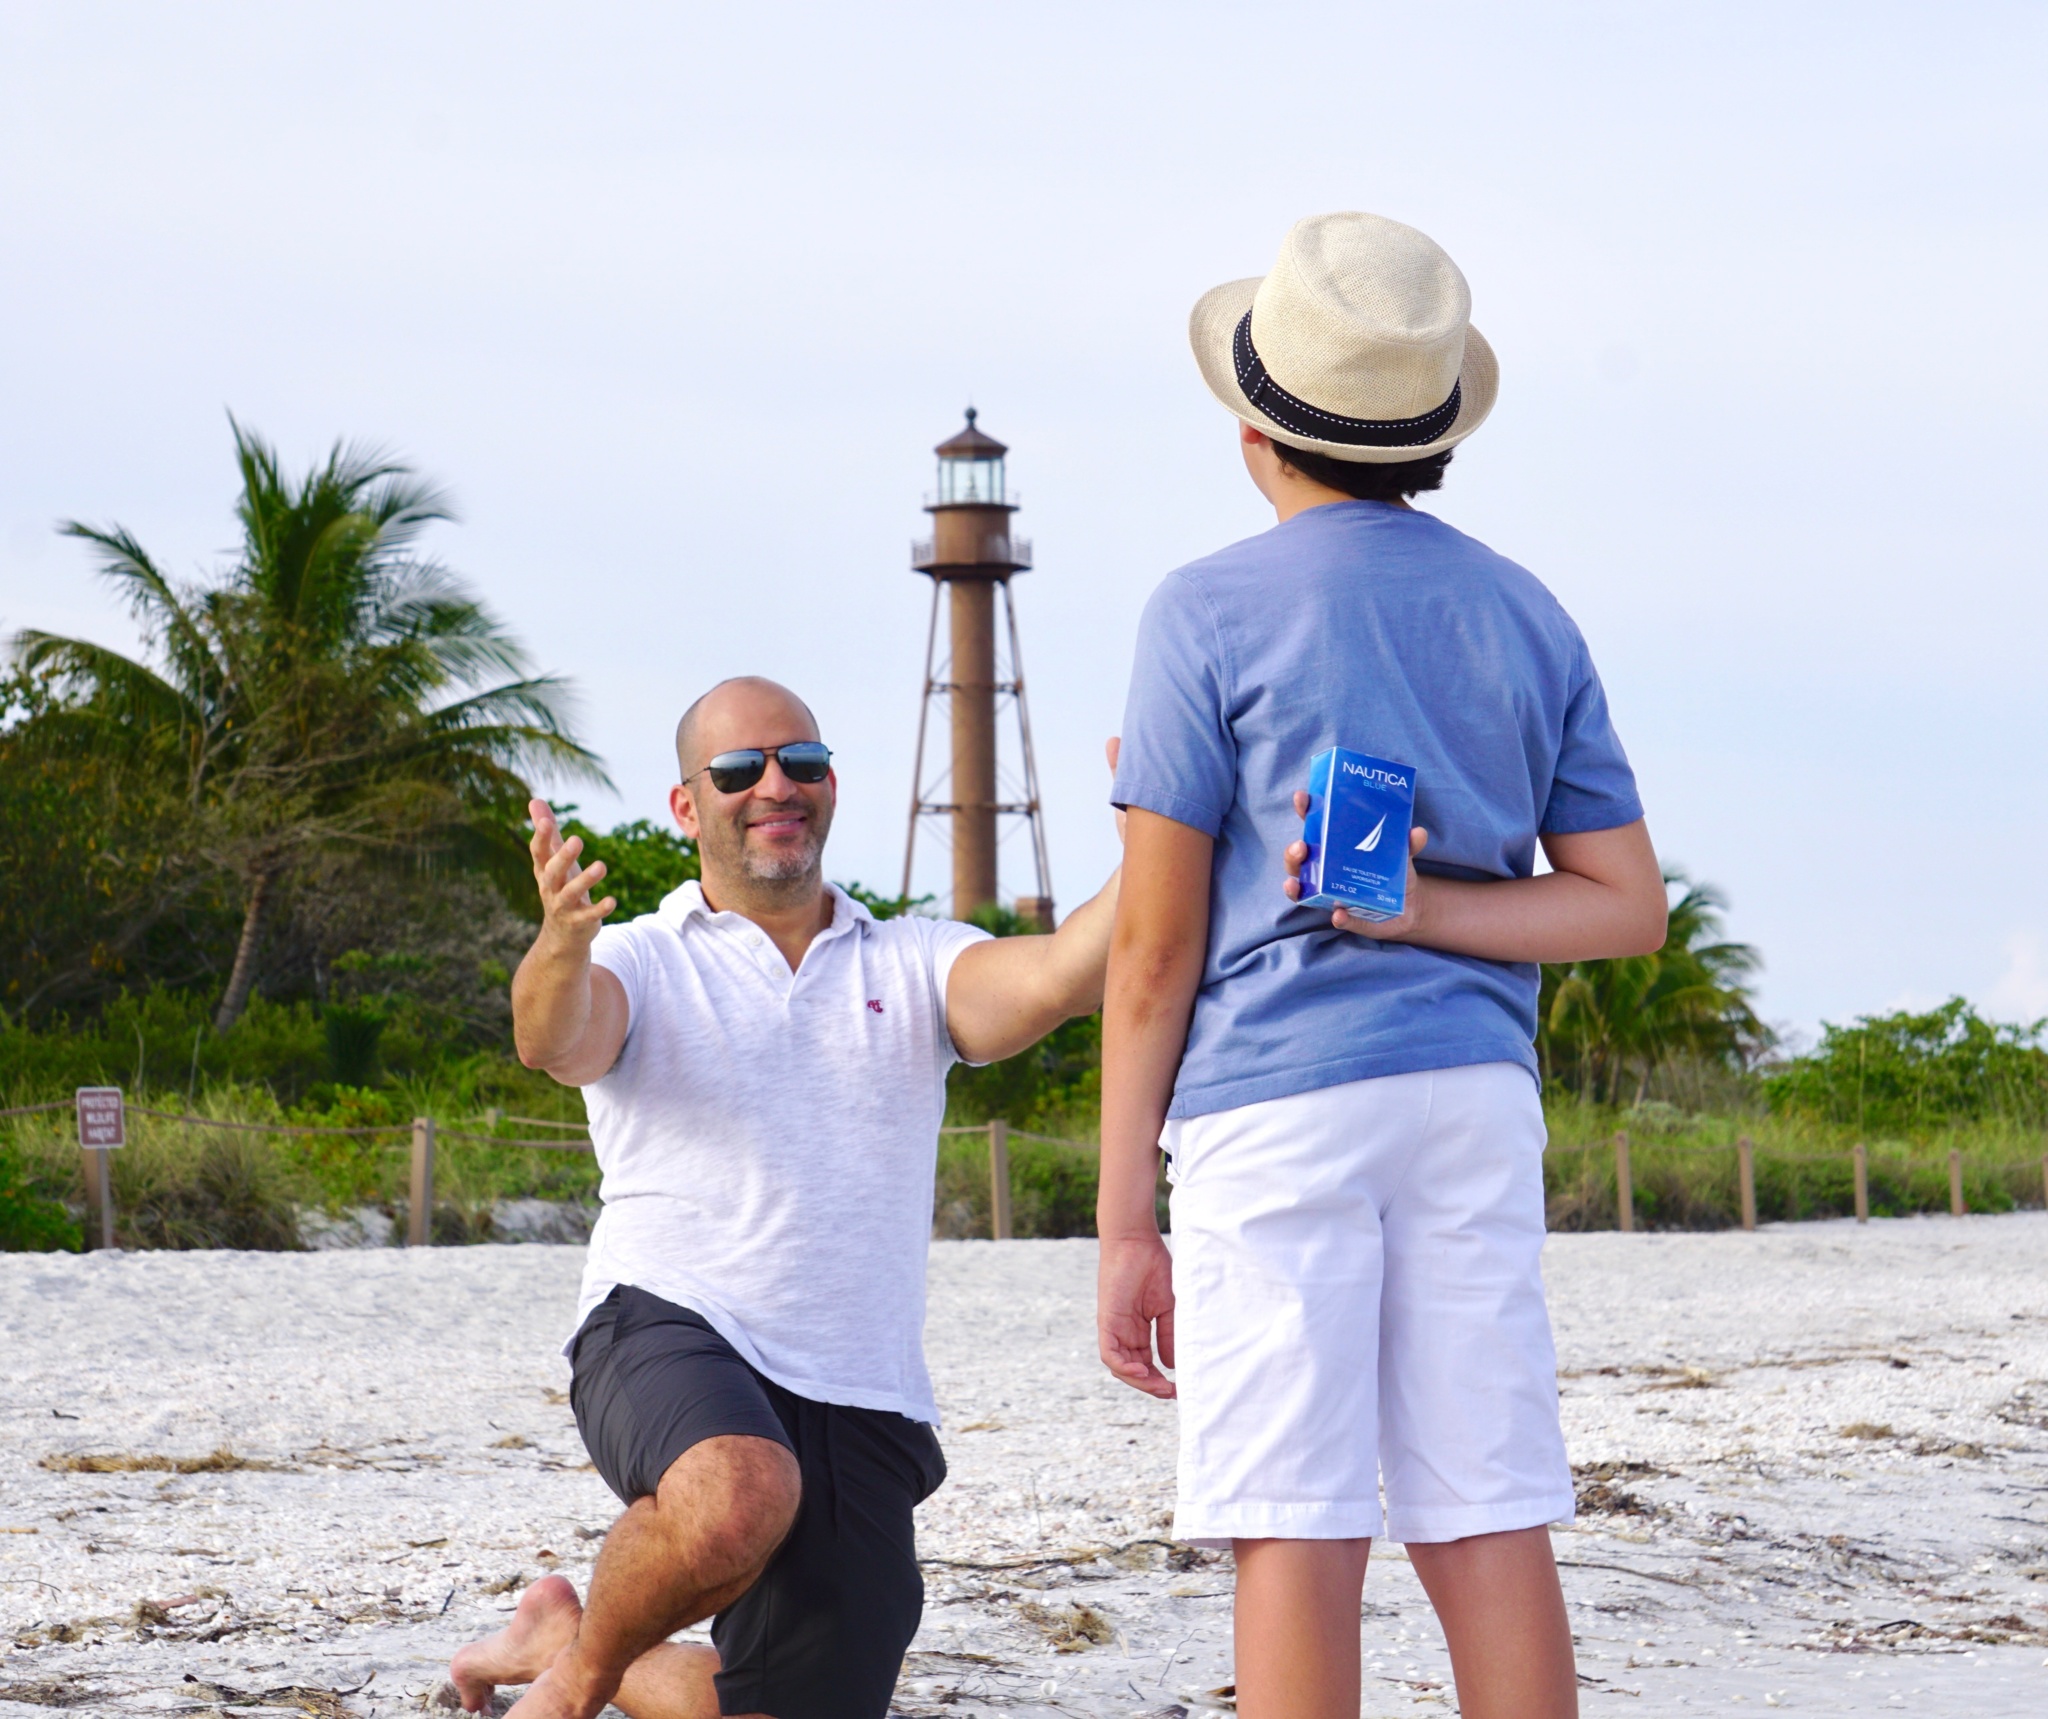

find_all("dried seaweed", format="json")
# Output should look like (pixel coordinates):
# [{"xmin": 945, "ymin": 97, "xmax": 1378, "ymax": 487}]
[{"xmin": 39, "ymin": 1447, "xmax": 278, "ymax": 1475}]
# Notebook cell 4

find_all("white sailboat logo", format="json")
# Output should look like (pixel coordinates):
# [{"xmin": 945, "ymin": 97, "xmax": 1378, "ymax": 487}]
[{"xmin": 1355, "ymin": 814, "xmax": 1387, "ymax": 853}]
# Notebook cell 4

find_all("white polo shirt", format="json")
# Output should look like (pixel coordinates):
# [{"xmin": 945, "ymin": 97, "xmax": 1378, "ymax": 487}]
[{"xmin": 572, "ymin": 880, "xmax": 988, "ymax": 1425}]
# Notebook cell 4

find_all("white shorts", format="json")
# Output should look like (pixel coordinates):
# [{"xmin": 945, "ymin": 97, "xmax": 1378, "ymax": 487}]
[{"xmin": 1164, "ymin": 1061, "xmax": 1573, "ymax": 1546}]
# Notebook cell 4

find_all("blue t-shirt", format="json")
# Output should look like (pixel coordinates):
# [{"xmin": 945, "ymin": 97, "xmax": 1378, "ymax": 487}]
[{"xmin": 1112, "ymin": 499, "xmax": 1643, "ymax": 1119}]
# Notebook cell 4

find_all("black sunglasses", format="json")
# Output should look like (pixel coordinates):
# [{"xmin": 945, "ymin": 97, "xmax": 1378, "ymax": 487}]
[{"xmin": 688, "ymin": 741, "xmax": 833, "ymax": 795}]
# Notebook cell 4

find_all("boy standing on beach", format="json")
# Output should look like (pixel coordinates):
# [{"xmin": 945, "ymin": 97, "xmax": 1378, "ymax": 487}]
[{"xmin": 1099, "ymin": 213, "xmax": 1668, "ymax": 1719}]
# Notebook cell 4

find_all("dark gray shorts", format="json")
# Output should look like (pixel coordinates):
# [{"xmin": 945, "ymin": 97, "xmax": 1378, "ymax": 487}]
[{"xmin": 569, "ymin": 1285, "xmax": 947, "ymax": 1719}]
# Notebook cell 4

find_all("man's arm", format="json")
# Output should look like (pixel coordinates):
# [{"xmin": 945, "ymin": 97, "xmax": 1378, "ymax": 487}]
[
  {"xmin": 943, "ymin": 868, "xmax": 1121, "ymax": 1065},
  {"xmin": 512, "ymin": 798, "xmax": 632, "ymax": 1086},
  {"xmin": 1284, "ymin": 812, "xmax": 1668, "ymax": 962},
  {"xmin": 1096, "ymin": 808, "xmax": 1211, "ymax": 1399},
  {"xmin": 943, "ymin": 736, "xmax": 1129, "ymax": 1065}
]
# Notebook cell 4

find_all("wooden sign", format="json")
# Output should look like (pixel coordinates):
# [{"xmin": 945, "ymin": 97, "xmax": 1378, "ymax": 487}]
[{"xmin": 75, "ymin": 1087, "xmax": 126, "ymax": 1149}]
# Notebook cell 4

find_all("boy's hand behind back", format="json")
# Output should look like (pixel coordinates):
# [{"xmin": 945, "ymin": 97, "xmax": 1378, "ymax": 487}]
[
  {"xmin": 1281, "ymin": 788, "xmax": 1668, "ymax": 965},
  {"xmin": 1283, "ymin": 789, "xmax": 1431, "ymax": 942}
]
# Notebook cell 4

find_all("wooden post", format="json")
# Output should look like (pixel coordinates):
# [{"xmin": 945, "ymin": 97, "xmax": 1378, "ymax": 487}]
[
  {"xmin": 408, "ymin": 1116, "xmax": 436, "ymax": 1247},
  {"xmin": 78, "ymin": 1146, "xmax": 100, "ymax": 1250},
  {"xmin": 1852, "ymin": 1143, "xmax": 1869, "ymax": 1224},
  {"xmin": 988, "ymin": 1119, "xmax": 1013, "ymax": 1241},
  {"xmin": 80, "ymin": 1148, "xmax": 114, "ymax": 1251},
  {"xmin": 1614, "ymin": 1131, "xmax": 1634, "ymax": 1234},
  {"xmin": 1948, "ymin": 1147, "xmax": 1965, "ymax": 1218},
  {"xmin": 1737, "ymin": 1135, "xmax": 1757, "ymax": 1232}
]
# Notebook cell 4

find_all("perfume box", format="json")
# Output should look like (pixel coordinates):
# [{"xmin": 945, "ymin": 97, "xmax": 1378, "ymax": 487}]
[{"xmin": 1298, "ymin": 746, "xmax": 1417, "ymax": 921}]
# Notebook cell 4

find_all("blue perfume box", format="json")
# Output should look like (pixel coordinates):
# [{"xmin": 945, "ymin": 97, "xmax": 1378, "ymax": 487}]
[{"xmin": 1299, "ymin": 747, "xmax": 1417, "ymax": 920}]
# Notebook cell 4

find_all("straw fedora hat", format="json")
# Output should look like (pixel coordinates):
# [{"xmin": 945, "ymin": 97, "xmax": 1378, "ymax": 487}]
[{"xmin": 1190, "ymin": 212, "xmax": 1497, "ymax": 464}]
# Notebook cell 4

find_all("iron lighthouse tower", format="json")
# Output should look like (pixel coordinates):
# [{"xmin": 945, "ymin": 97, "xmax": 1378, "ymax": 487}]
[{"xmin": 902, "ymin": 409, "xmax": 1053, "ymax": 926}]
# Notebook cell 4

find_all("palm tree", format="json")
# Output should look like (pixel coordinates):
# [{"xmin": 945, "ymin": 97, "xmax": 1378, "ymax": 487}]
[
  {"xmin": 1540, "ymin": 872, "xmax": 1767, "ymax": 1104},
  {"xmin": 13, "ymin": 420, "xmax": 607, "ymax": 1030}
]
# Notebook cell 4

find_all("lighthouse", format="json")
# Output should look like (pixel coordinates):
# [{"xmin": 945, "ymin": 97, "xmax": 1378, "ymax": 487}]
[{"xmin": 901, "ymin": 409, "xmax": 1053, "ymax": 926}]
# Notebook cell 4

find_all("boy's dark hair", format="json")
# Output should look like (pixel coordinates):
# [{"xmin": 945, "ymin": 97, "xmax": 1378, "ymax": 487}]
[{"xmin": 1268, "ymin": 440, "xmax": 1453, "ymax": 500}]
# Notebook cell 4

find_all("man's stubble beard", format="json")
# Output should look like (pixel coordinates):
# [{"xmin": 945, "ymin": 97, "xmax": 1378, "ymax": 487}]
[{"xmin": 702, "ymin": 794, "xmax": 834, "ymax": 900}]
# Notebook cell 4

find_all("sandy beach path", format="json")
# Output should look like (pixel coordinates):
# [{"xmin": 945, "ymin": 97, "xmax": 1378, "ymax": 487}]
[{"xmin": 2, "ymin": 1217, "xmax": 2045, "ymax": 1716}]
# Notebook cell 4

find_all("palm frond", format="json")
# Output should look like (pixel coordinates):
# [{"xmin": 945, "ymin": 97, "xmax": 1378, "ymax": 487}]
[
  {"xmin": 410, "ymin": 710, "xmax": 613, "ymax": 791},
  {"xmin": 361, "ymin": 561, "xmax": 530, "ymax": 683},
  {"xmin": 9, "ymin": 630, "xmax": 204, "ymax": 731},
  {"xmin": 56, "ymin": 522, "xmax": 226, "ymax": 700},
  {"xmin": 423, "ymin": 677, "xmax": 591, "ymax": 743}
]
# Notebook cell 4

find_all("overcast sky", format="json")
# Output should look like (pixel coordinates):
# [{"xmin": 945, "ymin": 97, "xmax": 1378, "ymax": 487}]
[{"xmin": 2, "ymin": 1, "xmax": 2042, "ymax": 1043}]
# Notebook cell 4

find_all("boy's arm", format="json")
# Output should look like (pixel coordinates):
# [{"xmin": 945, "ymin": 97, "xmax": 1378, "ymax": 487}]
[
  {"xmin": 512, "ymin": 799, "xmax": 631, "ymax": 1086},
  {"xmin": 1097, "ymin": 808, "xmax": 1212, "ymax": 1399},
  {"xmin": 1283, "ymin": 810, "xmax": 1667, "ymax": 962}
]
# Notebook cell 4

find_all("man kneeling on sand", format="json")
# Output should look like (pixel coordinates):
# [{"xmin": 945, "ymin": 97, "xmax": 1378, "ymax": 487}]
[{"xmin": 450, "ymin": 676, "xmax": 1120, "ymax": 1719}]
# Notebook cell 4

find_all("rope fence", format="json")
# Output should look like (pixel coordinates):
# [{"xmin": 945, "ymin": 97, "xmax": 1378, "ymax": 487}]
[
  {"xmin": 8, "ymin": 1089, "xmax": 594, "ymax": 1251},
  {"xmin": 13, "ymin": 1091, "xmax": 2047, "ymax": 1249},
  {"xmin": 126, "ymin": 1104, "xmax": 410, "ymax": 1137}
]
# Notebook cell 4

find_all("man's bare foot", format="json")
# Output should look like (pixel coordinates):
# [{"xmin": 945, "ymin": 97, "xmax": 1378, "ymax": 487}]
[
  {"xmin": 499, "ymin": 1665, "xmax": 580, "ymax": 1719},
  {"xmin": 451, "ymin": 1574, "xmax": 583, "ymax": 1712}
]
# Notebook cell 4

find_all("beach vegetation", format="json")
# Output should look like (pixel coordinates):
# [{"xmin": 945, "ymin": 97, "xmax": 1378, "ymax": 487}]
[
  {"xmin": 7, "ymin": 419, "xmax": 605, "ymax": 1029},
  {"xmin": 2, "ymin": 439, "xmax": 2041, "ymax": 1246},
  {"xmin": 1760, "ymin": 996, "xmax": 2048, "ymax": 1132},
  {"xmin": 0, "ymin": 1138, "xmax": 79, "ymax": 1251}
]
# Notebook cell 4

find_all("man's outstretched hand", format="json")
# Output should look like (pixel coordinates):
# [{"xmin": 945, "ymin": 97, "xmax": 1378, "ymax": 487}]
[
  {"xmin": 1281, "ymin": 788, "xmax": 1430, "ymax": 941},
  {"xmin": 513, "ymin": 802, "xmax": 630, "ymax": 1082},
  {"xmin": 529, "ymin": 799, "xmax": 617, "ymax": 950}
]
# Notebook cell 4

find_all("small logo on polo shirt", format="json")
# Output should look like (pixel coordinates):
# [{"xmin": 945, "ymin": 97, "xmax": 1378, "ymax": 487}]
[{"xmin": 866, "ymin": 999, "xmax": 886, "ymax": 1014}]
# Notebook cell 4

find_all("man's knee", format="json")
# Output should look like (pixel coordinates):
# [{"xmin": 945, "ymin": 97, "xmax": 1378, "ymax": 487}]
[{"xmin": 653, "ymin": 1433, "xmax": 800, "ymax": 1586}]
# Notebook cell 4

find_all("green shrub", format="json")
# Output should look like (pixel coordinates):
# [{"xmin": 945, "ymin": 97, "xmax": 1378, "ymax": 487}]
[
  {"xmin": 1763, "ymin": 998, "xmax": 2048, "ymax": 1132},
  {"xmin": 323, "ymin": 1003, "xmax": 387, "ymax": 1086},
  {"xmin": 0, "ymin": 1140, "xmax": 79, "ymax": 1251}
]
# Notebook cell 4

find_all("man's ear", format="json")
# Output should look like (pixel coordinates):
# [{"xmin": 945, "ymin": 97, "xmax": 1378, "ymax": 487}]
[{"xmin": 670, "ymin": 782, "xmax": 701, "ymax": 840}]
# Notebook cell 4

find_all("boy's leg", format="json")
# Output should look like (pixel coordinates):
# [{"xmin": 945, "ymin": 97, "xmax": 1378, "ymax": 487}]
[
  {"xmin": 1167, "ymin": 1079, "xmax": 1425, "ymax": 1719},
  {"xmin": 1376, "ymin": 1064, "xmax": 1579, "ymax": 1718},
  {"xmin": 1230, "ymin": 1537, "xmax": 1371, "ymax": 1719},
  {"xmin": 1409, "ymin": 1527, "xmax": 1576, "ymax": 1719}
]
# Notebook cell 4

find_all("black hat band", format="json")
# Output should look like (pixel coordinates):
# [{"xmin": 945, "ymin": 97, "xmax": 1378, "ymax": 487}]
[{"xmin": 1233, "ymin": 310, "xmax": 1462, "ymax": 449}]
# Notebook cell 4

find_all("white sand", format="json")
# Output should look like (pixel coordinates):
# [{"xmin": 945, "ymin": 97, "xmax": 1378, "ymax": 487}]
[{"xmin": 2, "ymin": 1217, "xmax": 2045, "ymax": 1716}]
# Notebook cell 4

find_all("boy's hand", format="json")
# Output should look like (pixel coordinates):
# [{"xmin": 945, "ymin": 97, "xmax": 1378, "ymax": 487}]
[
  {"xmin": 1098, "ymin": 1232, "xmax": 1176, "ymax": 1399},
  {"xmin": 1283, "ymin": 788, "xmax": 1429, "ymax": 941},
  {"xmin": 530, "ymin": 798, "xmax": 617, "ymax": 952}
]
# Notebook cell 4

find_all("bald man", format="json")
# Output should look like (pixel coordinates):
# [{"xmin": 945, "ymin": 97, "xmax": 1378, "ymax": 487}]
[{"xmin": 450, "ymin": 677, "xmax": 1121, "ymax": 1719}]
